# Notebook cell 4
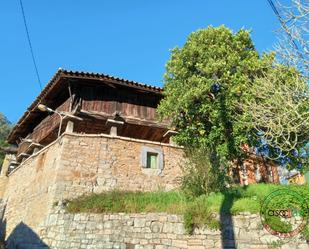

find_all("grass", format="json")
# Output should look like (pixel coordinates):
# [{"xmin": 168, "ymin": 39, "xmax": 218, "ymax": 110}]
[
  {"xmin": 66, "ymin": 191, "xmax": 187, "ymax": 214},
  {"xmin": 66, "ymin": 183, "xmax": 309, "ymax": 233}
]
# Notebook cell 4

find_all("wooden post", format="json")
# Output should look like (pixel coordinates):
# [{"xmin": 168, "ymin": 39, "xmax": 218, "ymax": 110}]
[
  {"xmin": 169, "ymin": 136, "xmax": 177, "ymax": 146},
  {"xmin": 0, "ymin": 154, "xmax": 13, "ymax": 177}
]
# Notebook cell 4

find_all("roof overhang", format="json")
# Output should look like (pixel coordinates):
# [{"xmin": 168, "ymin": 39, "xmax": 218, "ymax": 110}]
[{"xmin": 7, "ymin": 69, "xmax": 163, "ymax": 144}]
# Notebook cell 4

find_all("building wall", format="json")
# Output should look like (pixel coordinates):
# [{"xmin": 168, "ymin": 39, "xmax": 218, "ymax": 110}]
[
  {"xmin": 0, "ymin": 132, "xmax": 285, "ymax": 248},
  {"xmin": 239, "ymin": 155, "xmax": 279, "ymax": 185},
  {"xmin": 288, "ymin": 174, "xmax": 306, "ymax": 185},
  {"xmin": 0, "ymin": 133, "xmax": 184, "ymax": 243},
  {"xmin": 1, "ymin": 140, "xmax": 63, "ymax": 240},
  {"xmin": 53, "ymin": 134, "xmax": 184, "ymax": 201}
]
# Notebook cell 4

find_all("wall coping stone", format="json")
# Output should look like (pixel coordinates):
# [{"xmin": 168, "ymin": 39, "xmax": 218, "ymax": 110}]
[{"xmin": 8, "ymin": 131, "xmax": 183, "ymax": 177}]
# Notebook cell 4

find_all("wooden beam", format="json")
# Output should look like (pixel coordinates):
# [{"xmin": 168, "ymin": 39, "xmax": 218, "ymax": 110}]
[
  {"xmin": 79, "ymin": 109, "xmax": 170, "ymax": 129},
  {"xmin": 17, "ymin": 153, "xmax": 30, "ymax": 162},
  {"xmin": 106, "ymin": 119, "xmax": 124, "ymax": 126},
  {"xmin": 163, "ymin": 130, "xmax": 178, "ymax": 138},
  {"xmin": 28, "ymin": 142, "xmax": 43, "ymax": 150}
]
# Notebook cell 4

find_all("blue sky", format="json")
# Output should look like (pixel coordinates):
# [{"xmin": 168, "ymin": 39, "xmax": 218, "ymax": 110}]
[{"xmin": 0, "ymin": 0, "xmax": 281, "ymax": 123}]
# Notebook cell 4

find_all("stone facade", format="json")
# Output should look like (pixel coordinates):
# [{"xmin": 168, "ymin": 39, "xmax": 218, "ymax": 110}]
[
  {"xmin": 54, "ymin": 133, "xmax": 184, "ymax": 201},
  {"xmin": 1, "ymin": 141, "xmax": 62, "ymax": 241},
  {"xmin": 0, "ymin": 132, "xmax": 184, "ymax": 244},
  {"xmin": 0, "ymin": 132, "xmax": 289, "ymax": 249},
  {"xmin": 37, "ymin": 208, "xmax": 308, "ymax": 249}
]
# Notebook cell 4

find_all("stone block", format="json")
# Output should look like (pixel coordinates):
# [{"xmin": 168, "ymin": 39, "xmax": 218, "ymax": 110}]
[
  {"xmin": 150, "ymin": 222, "xmax": 163, "ymax": 233},
  {"xmin": 188, "ymin": 246, "xmax": 205, "ymax": 249},
  {"xmin": 297, "ymin": 244, "xmax": 309, "ymax": 249},
  {"xmin": 259, "ymin": 234, "xmax": 280, "ymax": 244},
  {"xmin": 281, "ymin": 243, "xmax": 298, "ymax": 249},
  {"xmin": 172, "ymin": 240, "xmax": 187, "ymax": 248}
]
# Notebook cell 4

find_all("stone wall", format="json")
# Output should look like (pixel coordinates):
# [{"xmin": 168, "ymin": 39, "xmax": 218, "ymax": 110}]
[
  {"xmin": 0, "ymin": 133, "xmax": 184, "ymax": 245},
  {"xmin": 53, "ymin": 133, "xmax": 184, "ymax": 201},
  {"xmin": 1, "ymin": 140, "xmax": 63, "ymax": 241},
  {"xmin": 37, "ymin": 208, "xmax": 307, "ymax": 249},
  {"xmin": 1, "ymin": 132, "xmax": 300, "ymax": 249}
]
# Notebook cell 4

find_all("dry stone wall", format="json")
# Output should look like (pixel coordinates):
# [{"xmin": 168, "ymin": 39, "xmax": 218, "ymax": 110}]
[{"xmin": 38, "ymin": 208, "xmax": 308, "ymax": 249}]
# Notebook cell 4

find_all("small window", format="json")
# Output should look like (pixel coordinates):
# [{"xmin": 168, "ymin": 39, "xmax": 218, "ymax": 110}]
[
  {"xmin": 140, "ymin": 146, "xmax": 164, "ymax": 170},
  {"xmin": 146, "ymin": 152, "xmax": 158, "ymax": 169}
]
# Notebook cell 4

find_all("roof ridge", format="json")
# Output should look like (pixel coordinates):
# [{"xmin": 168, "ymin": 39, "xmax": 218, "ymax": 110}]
[{"xmin": 59, "ymin": 68, "xmax": 163, "ymax": 91}]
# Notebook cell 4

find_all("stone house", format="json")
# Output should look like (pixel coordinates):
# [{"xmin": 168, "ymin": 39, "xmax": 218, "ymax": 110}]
[
  {"xmin": 4, "ymin": 69, "xmax": 184, "ymax": 192},
  {"xmin": 0, "ymin": 69, "xmax": 186, "ymax": 243},
  {"xmin": 0, "ymin": 69, "xmax": 279, "ymax": 245}
]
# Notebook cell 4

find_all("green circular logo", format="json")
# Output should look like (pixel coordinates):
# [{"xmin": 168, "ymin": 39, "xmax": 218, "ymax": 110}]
[{"xmin": 260, "ymin": 189, "xmax": 308, "ymax": 238}]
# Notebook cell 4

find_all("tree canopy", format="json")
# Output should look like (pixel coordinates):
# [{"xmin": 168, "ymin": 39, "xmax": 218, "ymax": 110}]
[
  {"xmin": 158, "ymin": 26, "xmax": 269, "ymax": 163},
  {"xmin": 0, "ymin": 113, "xmax": 11, "ymax": 166},
  {"xmin": 158, "ymin": 25, "xmax": 308, "ymax": 171}
]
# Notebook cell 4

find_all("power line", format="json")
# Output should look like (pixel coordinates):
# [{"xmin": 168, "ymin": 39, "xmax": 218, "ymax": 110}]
[{"xmin": 19, "ymin": 0, "xmax": 42, "ymax": 90}]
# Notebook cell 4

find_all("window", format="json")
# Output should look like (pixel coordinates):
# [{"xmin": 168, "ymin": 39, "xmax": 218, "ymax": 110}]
[
  {"xmin": 140, "ymin": 146, "xmax": 164, "ymax": 170},
  {"xmin": 146, "ymin": 152, "xmax": 158, "ymax": 169}
]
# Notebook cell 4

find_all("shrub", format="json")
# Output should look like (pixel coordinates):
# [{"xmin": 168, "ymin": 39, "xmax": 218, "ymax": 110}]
[
  {"xmin": 181, "ymin": 148, "xmax": 226, "ymax": 197},
  {"xmin": 184, "ymin": 195, "xmax": 220, "ymax": 234}
]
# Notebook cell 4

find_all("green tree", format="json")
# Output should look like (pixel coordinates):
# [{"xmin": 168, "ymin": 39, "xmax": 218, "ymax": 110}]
[
  {"xmin": 158, "ymin": 25, "xmax": 308, "ymax": 176},
  {"xmin": 0, "ymin": 113, "xmax": 11, "ymax": 166},
  {"xmin": 158, "ymin": 26, "xmax": 271, "ymax": 169}
]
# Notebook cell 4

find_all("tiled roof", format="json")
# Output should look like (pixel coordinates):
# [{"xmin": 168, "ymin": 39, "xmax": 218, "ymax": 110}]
[
  {"xmin": 60, "ymin": 69, "xmax": 163, "ymax": 92},
  {"xmin": 7, "ymin": 68, "xmax": 163, "ymax": 143}
]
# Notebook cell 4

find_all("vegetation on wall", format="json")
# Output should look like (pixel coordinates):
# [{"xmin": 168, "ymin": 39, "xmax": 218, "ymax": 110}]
[
  {"xmin": 0, "ymin": 113, "xmax": 11, "ymax": 166},
  {"xmin": 66, "ymin": 184, "xmax": 309, "ymax": 236}
]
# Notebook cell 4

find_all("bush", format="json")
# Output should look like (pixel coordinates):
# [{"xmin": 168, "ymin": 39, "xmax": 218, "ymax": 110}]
[
  {"xmin": 184, "ymin": 195, "xmax": 220, "ymax": 233},
  {"xmin": 181, "ymin": 148, "xmax": 226, "ymax": 197}
]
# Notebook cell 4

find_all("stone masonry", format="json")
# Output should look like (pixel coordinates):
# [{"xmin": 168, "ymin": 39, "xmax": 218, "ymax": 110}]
[
  {"xmin": 0, "ymin": 132, "xmax": 184, "ymax": 244},
  {"xmin": 1, "ymin": 132, "xmax": 307, "ymax": 249},
  {"xmin": 36, "ymin": 207, "xmax": 307, "ymax": 249},
  {"xmin": 54, "ymin": 133, "xmax": 184, "ymax": 201}
]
